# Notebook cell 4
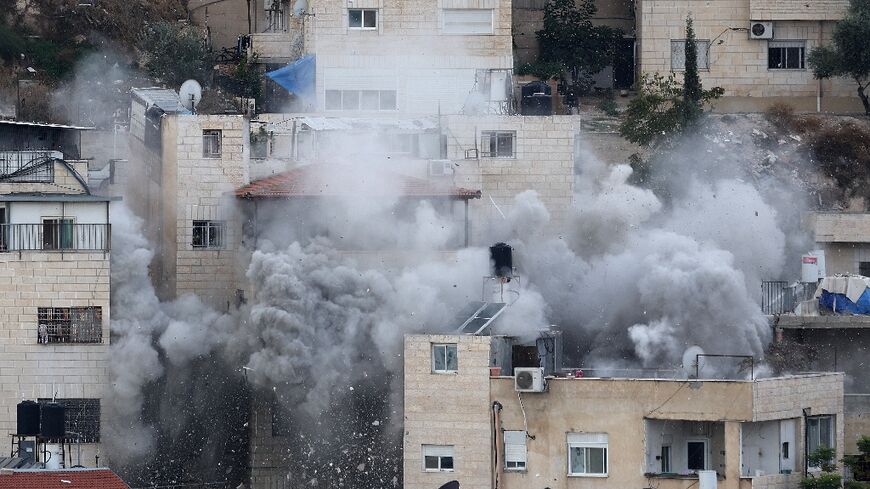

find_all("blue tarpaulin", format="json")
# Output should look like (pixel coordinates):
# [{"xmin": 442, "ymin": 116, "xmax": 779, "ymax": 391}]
[
  {"xmin": 266, "ymin": 55, "xmax": 315, "ymax": 100},
  {"xmin": 819, "ymin": 289, "xmax": 870, "ymax": 314}
]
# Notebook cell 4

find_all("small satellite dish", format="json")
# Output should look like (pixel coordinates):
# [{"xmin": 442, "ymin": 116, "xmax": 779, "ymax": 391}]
[{"xmin": 179, "ymin": 79, "xmax": 202, "ymax": 113}]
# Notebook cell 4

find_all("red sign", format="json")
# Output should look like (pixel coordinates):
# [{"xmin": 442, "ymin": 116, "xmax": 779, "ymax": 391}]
[{"xmin": 802, "ymin": 256, "xmax": 818, "ymax": 264}]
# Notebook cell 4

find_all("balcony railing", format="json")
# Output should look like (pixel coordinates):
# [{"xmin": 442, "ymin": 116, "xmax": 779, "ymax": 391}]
[
  {"xmin": 761, "ymin": 280, "xmax": 817, "ymax": 315},
  {"xmin": 0, "ymin": 223, "xmax": 111, "ymax": 252},
  {"xmin": 0, "ymin": 150, "xmax": 62, "ymax": 182}
]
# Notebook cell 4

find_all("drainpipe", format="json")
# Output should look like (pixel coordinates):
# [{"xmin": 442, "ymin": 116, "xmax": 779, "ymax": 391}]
[
  {"xmin": 803, "ymin": 407, "xmax": 812, "ymax": 478},
  {"xmin": 492, "ymin": 401, "xmax": 503, "ymax": 489},
  {"xmin": 817, "ymin": 21, "xmax": 823, "ymax": 112}
]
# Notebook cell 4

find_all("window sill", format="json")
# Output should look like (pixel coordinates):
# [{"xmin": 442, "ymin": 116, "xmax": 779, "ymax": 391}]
[
  {"xmin": 568, "ymin": 473, "xmax": 608, "ymax": 478},
  {"xmin": 431, "ymin": 370, "xmax": 458, "ymax": 375},
  {"xmin": 645, "ymin": 472, "xmax": 725, "ymax": 480},
  {"xmin": 348, "ymin": 27, "xmax": 378, "ymax": 31},
  {"xmin": 424, "ymin": 469, "xmax": 455, "ymax": 473},
  {"xmin": 202, "ymin": 156, "xmax": 223, "ymax": 159}
]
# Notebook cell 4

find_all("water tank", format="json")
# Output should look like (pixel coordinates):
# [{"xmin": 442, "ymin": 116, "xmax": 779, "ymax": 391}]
[
  {"xmin": 490, "ymin": 242, "xmax": 513, "ymax": 277},
  {"xmin": 40, "ymin": 403, "xmax": 65, "ymax": 439},
  {"xmin": 16, "ymin": 401, "xmax": 40, "ymax": 436},
  {"xmin": 521, "ymin": 81, "xmax": 551, "ymax": 97},
  {"xmin": 521, "ymin": 81, "xmax": 553, "ymax": 116}
]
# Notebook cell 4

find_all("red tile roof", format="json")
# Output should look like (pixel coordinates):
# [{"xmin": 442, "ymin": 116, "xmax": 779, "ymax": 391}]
[
  {"xmin": 233, "ymin": 165, "xmax": 481, "ymax": 200},
  {"xmin": 0, "ymin": 468, "xmax": 129, "ymax": 489}
]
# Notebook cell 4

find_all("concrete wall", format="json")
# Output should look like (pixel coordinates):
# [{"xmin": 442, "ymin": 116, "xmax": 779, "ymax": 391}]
[
  {"xmin": 0, "ymin": 160, "xmax": 90, "ymax": 195},
  {"xmin": 636, "ymin": 0, "xmax": 863, "ymax": 113},
  {"xmin": 403, "ymin": 334, "xmax": 492, "ymax": 489},
  {"xmin": 190, "ymin": 0, "xmax": 252, "ymax": 50},
  {"xmin": 0, "ymin": 251, "xmax": 111, "ymax": 466},
  {"xmin": 845, "ymin": 394, "xmax": 870, "ymax": 455}
]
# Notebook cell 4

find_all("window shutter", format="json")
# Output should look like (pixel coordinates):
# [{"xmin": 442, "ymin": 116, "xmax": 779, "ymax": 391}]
[
  {"xmin": 423, "ymin": 445, "xmax": 453, "ymax": 457},
  {"xmin": 443, "ymin": 9, "xmax": 493, "ymax": 34},
  {"xmin": 504, "ymin": 431, "xmax": 527, "ymax": 464},
  {"xmin": 769, "ymin": 40, "xmax": 805, "ymax": 48},
  {"xmin": 567, "ymin": 432, "xmax": 608, "ymax": 444},
  {"xmin": 671, "ymin": 41, "xmax": 686, "ymax": 70}
]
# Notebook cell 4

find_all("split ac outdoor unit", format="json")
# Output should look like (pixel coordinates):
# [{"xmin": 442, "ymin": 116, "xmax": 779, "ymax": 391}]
[
  {"xmin": 514, "ymin": 367, "xmax": 546, "ymax": 393},
  {"xmin": 750, "ymin": 22, "xmax": 773, "ymax": 39},
  {"xmin": 428, "ymin": 160, "xmax": 454, "ymax": 177}
]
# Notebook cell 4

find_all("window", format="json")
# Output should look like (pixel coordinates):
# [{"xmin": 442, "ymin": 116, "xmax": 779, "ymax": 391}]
[
  {"xmin": 768, "ymin": 41, "xmax": 806, "ymax": 70},
  {"xmin": 808, "ymin": 415, "xmax": 835, "ymax": 465},
  {"xmin": 348, "ymin": 9, "xmax": 377, "ymax": 29},
  {"xmin": 431, "ymin": 343, "xmax": 458, "ymax": 373},
  {"xmin": 567, "ymin": 433, "xmax": 608, "ymax": 476},
  {"xmin": 504, "ymin": 430, "xmax": 527, "ymax": 470},
  {"xmin": 42, "ymin": 218, "xmax": 74, "ymax": 250},
  {"xmin": 192, "ymin": 220, "xmax": 226, "ymax": 249},
  {"xmin": 782, "ymin": 441, "xmax": 790, "ymax": 460},
  {"xmin": 203, "ymin": 130, "xmax": 222, "ymax": 158},
  {"xmin": 661, "ymin": 445, "xmax": 672, "ymax": 473},
  {"xmin": 37, "ymin": 398, "xmax": 100, "ymax": 443},
  {"xmin": 442, "ymin": 9, "xmax": 493, "ymax": 34},
  {"xmin": 422, "ymin": 445, "xmax": 454, "ymax": 472},
  {"xmin": 687, "ymin": 440, "xmax": 707, "ymax": 471},
  {"xmin": 325, "ymin": 90, "xmax": 397, "ymax": 111},
  {"xmin": 671, "ymin": 40, "xmax": 710, "ymax": 71},
  {"xmin": 481, "ymin": 131, "xmax": 515, "ymax": 158},
  {"xmin": 37, "ymin": 307, "xmax": 102, "ymax": 344}
]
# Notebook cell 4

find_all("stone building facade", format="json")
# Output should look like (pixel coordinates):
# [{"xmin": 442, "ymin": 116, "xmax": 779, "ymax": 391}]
[
  {"xmin": 0, "ymin": 146, "xmax": 117, "ymax": 467},
  {"xmin": 404, "ymin": 333, "xmax": 845, "ymax": 489},
  {"xmin": 636, "ymin": 0, "xmax": 863, "ymax": 112}
]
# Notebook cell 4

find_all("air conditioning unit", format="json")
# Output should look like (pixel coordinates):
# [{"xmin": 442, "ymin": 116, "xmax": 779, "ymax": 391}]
[
  {"xmin": 750, "ymin": 21, "xmax": 773, "ymax": 39},
  {"xmin": 428, "ymin": 160, "xmax": 454, "ymax": 177},
  {"xmin": 514, "ymin": 367, "xmax": 546, "ymax": 393},
  {"xmin": 464, "ymin": 148, "xmax": 479, "ymax": 159}
]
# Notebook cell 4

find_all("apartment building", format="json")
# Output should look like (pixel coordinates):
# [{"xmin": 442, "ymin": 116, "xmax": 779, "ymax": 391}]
[
  {"xmin": 0, "ymin": 121, "xmax": 118, "ymax": 467},
  {"xmin": 128, "ymin": 89, "xmax": 250, "ymax": 309},
  {"xmin": 636, "ymin": 0, "xmax": 863, "ymax": 112},
  {"xmin": 404, "ymin": 333, "xmax": 845, "ymax": 489}
]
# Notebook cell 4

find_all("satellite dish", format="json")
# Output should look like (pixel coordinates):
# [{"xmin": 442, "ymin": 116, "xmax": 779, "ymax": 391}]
[
  {"xmin": 437, "ymin": 482, "xmax": 460, "ymax": 489},
  {"xmin": 179, "ymin": 79, "xmax": 202, "ymax": 113}
]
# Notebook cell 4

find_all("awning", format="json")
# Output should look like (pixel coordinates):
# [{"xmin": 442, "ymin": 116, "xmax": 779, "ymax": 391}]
[{"xmin": 266, "ymin": 55, "xmax": 315, "ymax": 101}]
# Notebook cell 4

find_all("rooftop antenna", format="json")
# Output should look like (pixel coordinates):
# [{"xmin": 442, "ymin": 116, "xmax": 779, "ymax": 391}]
[{"xmin": 179, "ymin": 79, "xmax": 203, "ymax": 114}]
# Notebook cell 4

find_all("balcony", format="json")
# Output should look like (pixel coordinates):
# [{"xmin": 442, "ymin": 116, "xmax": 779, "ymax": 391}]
[
  {"xmin": 761, "ymin": 280, "xmax": 817, "ymax": 315},
  {"xmin": 0, "ymin": 223, "xmax": 111, "ymax": 252}
]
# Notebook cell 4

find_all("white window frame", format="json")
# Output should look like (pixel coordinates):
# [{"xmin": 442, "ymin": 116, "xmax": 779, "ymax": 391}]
[
  {"xmin": 807, "ymin": 415, "xmax": 835, "ymax": 467},
  {"xmin": 504, "ymin": 430, "xmax": 527, "ymax": 471},
  {"xmin": 422, "ymin": 445, "xmax": 454, "ymax": 472},
  {"xmin": 202, "ymin": 129, "xmax": 222, "ymax": 158},
  {"xmin": 192, "ymin": 219, "xmax": 227, "ymax": 250},
  {"xmin": 768, "ymin": 40, "xmax": 806, "ymax": 70},
  {"xmin": 480, "ymin": 130, "xmax": 515, "ymax": 158},
  {"xmin": 661, "ymin": 444, "xmax": 672, "ymax": 473},
  {"xmin": 431, "ymin": 343, "xmax": 458, "ymax": 373},
  {"xmin": 670, "ymin": 39, "xmax": 710, "ymax": 71},
  {"xmin": 567, "ymin": 433, "xmax": 608, "ymax": 477},
  {"xmin": 441, "ymin": 9, "xmax": 494, "ymax": 35},
  {"xmin": 348, "ymin": 8, "xmax": 378, "ymax": 30},
  {"xmin": 324, "ymin": 89, "xmax": 397, "ymax": 111},
  {"xmin": 686, "ymin": 438, "xmax": 709, "ymax": 471}
]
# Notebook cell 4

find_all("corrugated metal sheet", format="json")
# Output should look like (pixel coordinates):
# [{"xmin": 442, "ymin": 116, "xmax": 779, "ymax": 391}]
[{"xmin": 131, "ymin": 88, "xmax": 190, "ymax": 114}]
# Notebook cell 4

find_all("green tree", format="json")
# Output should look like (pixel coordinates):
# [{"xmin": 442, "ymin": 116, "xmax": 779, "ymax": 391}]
[
  {"xmin": 844, "ymin": 435, "xmax": 870, "ymax": 483},
  {"xmin": 808, "ymin": 0, "xmax": 870, "ymax": 116},
  {"xmin": 618, "ymin": 16, "xmax": 723, "ymax": 148},
  {"xmin": 682, "ymin": 15, "xmax": 703, "ymax": 125},
  {"xmin": 801, "ymin": 446, "xmax": 842, "ymax": 489},
  {"xmin": 535, "ymin": 0, "xmax": 622, "ymax": 95},
  {"xmin": 140, "ymin": 21, "xmax": 210, "ymax": 88}
]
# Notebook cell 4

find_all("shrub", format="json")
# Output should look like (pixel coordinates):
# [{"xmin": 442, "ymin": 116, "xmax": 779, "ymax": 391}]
[
  {"xmin": 801, "ymin": 473, "xmax": 843, "ymax": 489},
  {"xmin": 140, "ymin": 21, "xmax": 210, "ymax": 87},
  {"xmin": 845, "ymin": 481, "xmax": 870, "ymax": 489},
  {"xmin": 794, "ymin": 115, "xmax": 825, "ymax": 134},
  {"xmin": 765, "ymin": 102, "xmax": 797, "ymax": 130},
  {"xmin": 597, "ymin": 89, "xmax": 619, "ymax": 116},
  {"xmin": 809, "ymin": 121, "xmax": 870, "ymax": 190}
]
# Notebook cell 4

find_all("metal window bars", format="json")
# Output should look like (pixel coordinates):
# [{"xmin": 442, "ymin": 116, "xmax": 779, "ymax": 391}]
[
  {"xmin": 0, "ymin": 223, "xmax": 111, "ymax": 251},
  {"xmin": 37, "ymin": 307, "xmax": 103, "ymax": 344},
  {"xmin": 192, "ymin": 220, "xmax": 226, "ymax": 249},
  {"xmin": 0, "ymin": 151, "xmax": 59, "ymax": 183},
  {"xmin": 36, "ymin": 398, "xmax": 101, "ymax": 443},
  {"xmin": 761, "ymin": 280, "xmax": 818, "ymax": 315},
  {"xmin": 202, "ymin": 130, "xmax": 222, "ymax": 158}
]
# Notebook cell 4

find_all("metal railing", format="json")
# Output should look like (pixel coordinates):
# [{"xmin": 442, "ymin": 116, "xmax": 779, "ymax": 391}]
[
  {"xmin": 0, "ymin": 150, "xmax": 61, "ymax": 182},
  {"xmin": 0, "ymin": 223, "xmax": 110, "ymax": 251},
  {"xmin": 762, "ymin": 280, "xmax": 817, "ymax": 315}
]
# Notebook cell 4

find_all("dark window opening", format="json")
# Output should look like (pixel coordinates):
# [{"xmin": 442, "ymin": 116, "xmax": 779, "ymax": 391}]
[
  {"xmin": 687, "ymin": 441, "xmax": 706, "ymax": 471},
  {"xmin": 36, "ymin": 398, "xmax": 100, "ymax": 443},
  {"xmin": 202, "ymin": 130, "xmax": 222, "ymax": 158},
  {"xmin": 42, "ymin": 218, "xmax": 74, "ymax": 250},
  {"xmin": 768, "ymin": 42, "xmax": 806, "ymax": 69},
  {"xmin": 37, "ymin": 307, "xmax": 102, "ymax": 344},
  {"xmin": 192, "ymin": 220, "xmax": 226, "ymax": 249},
  {"xmin": 859, "ymin": 262, "xmax": 870, "ymax": 277}
]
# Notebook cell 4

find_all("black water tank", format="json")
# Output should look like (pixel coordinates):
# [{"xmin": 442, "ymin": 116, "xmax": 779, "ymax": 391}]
[
  {"xmin": 490, "ymin": 242, "xmax": 513, "ymax": 277},
  {"xmin": 521, "ymin": 81, "xmax": 551, "ymax": 97},
  {"xmin": 16, "ymin": 401, "xmax": 40, "ymax": 436},
  {"xmin": 40, "ymin": 403, "xmax": 65, "ymax": 439},
  {"xmin": 521, "ymin": 94, "xmax": 553, "ymax": 116}
]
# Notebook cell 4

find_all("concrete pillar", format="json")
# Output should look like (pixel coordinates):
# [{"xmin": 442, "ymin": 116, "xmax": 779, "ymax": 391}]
[{"xmin": 724, "ymin": 421, "xmax": 743, "ymax": 489}]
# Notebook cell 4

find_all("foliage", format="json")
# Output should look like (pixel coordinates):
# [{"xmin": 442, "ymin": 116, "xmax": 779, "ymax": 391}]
[
  {"xmin": 0, "ymin": 23, "xmax": 90, "ymax": 78},
  {"xmin": 140, "ymin": 21, "xmax": 210, "ymax": 88},
  {"xmin": 597, "ymin": 89, "xmax": 619, "ymax": 116},
  {"xmin": 618, "ymin": 17, "xmax": 723, "ymax": 148},
  {"xmin": 801, "ymin": 473, "xmax": 844, "ymax": 489},
  {"xmin": 808, "ymin": 0, "xmax": 870, "ymax": 115},
  {"xmin": 535, "ymin": 0, "xmax": 622, "ymax": 94},
  {"xmin": 844, "ymin": 435, "xmax": 870, "ymax": 483},
  {"xmin": 231, "ymin": 54, "xmax": 263, "ymax": 102},
  {"xmin": 811, "ymin": 446, "xmax": 839, "ymax": 473},
  {"xmin": 681, "ymin": 15, "xmax": 703, "ymax": 125},
  {"xmin": 808, "ymin": 121, "xmax": 870, "ymax": 191},
  {"xmin": 515, "ymin": 61, "xmax": 564, "ymax": 80},
  {"xmin": 765, "ymin": 102, "xmax": 798, "ymax": 130},
  {"xmin": 845, "ymin": 482, "xmax": 870, "ymax": 489}
]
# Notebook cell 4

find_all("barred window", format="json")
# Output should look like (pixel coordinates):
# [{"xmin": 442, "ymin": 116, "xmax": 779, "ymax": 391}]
[
  {"xmin": 768, "ymin": 40, "xmax": 806, "ymax": 70},
  {"xmin": 481, "ymin": 131, "xmax": 515, "ymax": 158},
  {"xmin": 203, "ymin": 130, "xmax": 222, "ymax": 158},
  {"xmin": 192, "ymin": 220, "xmax": 226, "ymax": 249},
  {"xmin": 37, "ymin": 307, "xmax": 102, "ymax": 344},
  {"xmin": 37, "ymin": 398, "xmax": 101, "ymax": 443}
]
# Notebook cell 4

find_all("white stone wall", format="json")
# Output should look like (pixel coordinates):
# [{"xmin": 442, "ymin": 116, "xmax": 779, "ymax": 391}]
[
  {"xmin": 445, "ymin": 115, "xmax": 580, "ymax": 239},
  {"xmin": 307, "ymin": 0, "xmax": 513, "ymax": 114},
  {"xmin": 637, "ymin": 0, "xmax": 863, "ymax": 112},
  {"xmin": 403, "ymin": 334, "xmax": 492, "ymax": 489},
  {"xmin": 749, "ymin": 0, "xmax": 848, "ymax": 21},
  {"xmin": 167, "ymin": 115, "xmax": 250, "ymax": 309},
  {"xmin": 0, "ymin": 252, "xmax": 111, "ymax": 465}
]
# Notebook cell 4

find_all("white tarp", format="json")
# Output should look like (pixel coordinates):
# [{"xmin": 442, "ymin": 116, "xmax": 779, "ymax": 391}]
[{"xmin": 814, "ymin": 275, "xmax": 870, "ymax": 303}]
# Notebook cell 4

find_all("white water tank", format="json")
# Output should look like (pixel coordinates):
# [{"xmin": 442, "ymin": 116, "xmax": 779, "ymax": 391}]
[
  {"xmin": 801, "ymin": 250, "xmax": 826, "ymax": 283},
  {"xmin": 698, "ymin": 470, "xmax": 718, "ymax": 489},
  {"xmin": 43, "ymin": 444, "xmax": 63, "ymax": 469}
]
